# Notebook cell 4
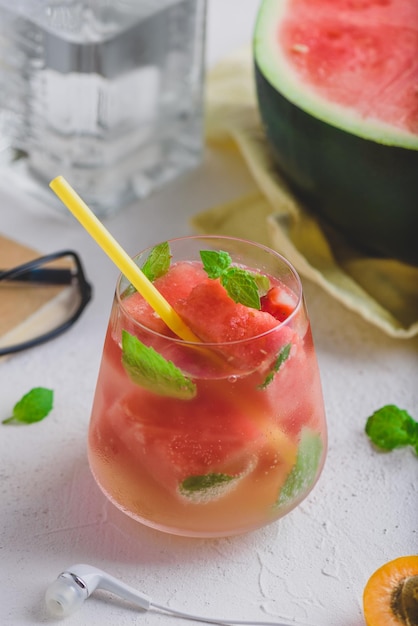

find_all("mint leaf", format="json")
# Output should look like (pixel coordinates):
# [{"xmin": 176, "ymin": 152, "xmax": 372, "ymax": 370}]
[
  {"xmin": 179, "ymin": 472, "xmax": 237, "ymax": 502},
  {"xmin": 276, "ymin": 428, "xmax": 323, "ymax": 508},
  {"xmin": 200, "ymin": 249, "xmax": 270, "ymax": 309},
  {"xmin": 141, "ymin": 241, "xmax": 171, "ymax": 281},
  {"xmin": 221, "ymin": 268, "xmax": 261, "ymax": 309},
  {"xmin": 2, "ymin": 387, "xmax": 54, "ymax": 425},
  {"xmin": 181, "ymin": 473, "xmax": 234, "ymax": 492},
  {"xmin": 121, "ymin": 330, "xmax": 196, "ymax": 399},
  {"xmin": 251, "ymin": 272, "xmax": 270, "ymax": 297},
  {"xmin": 258, "ymin": 343, "xmax": 292, "ymax": 389},
  {"xmin": 365, "ymin": 405, "xmax": 418, "ymax": 454},
  {"xmin": 200, "ymin": 250, "xmax": 231, "ymax": 279}
]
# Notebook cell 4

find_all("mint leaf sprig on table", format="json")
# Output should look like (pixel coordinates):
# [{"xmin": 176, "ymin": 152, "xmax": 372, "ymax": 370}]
[
  {"xmin": 200, "ymin": 250, "xmax": 270, "ymax": 309},
  {"xmin": 2, "ymin": 387, "xmax": 54, "ymax": 425},
  {"xmin": 365, "ymin": 405, "xmax": 418, "ymax": 456}
]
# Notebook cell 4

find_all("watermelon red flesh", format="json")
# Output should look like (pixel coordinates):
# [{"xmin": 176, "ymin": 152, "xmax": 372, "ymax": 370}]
[
  {"xmin": 122, "ymin": 262, "xmax": 208, "ymax": 335},
  {"xmin": 261, "ymin": 285, "xmax": 297, "ymax": 322},
  {"xmin": 123, "ymin": 262, "xmax": 293, "ymax": 372},
  {"xmin": 280, "ymin": 0, "xmax": 418, "ymax": 135},
  {"xmin": 176, "ymin": 279, "xmax": 280, "ymax": 343},
  {"xmin": 113, "ymin": 384, "xmax": 265, "ymax": 490},
  {"xmin": 175, "ymin": 278, "xmax": 291, "ymax": 370}
]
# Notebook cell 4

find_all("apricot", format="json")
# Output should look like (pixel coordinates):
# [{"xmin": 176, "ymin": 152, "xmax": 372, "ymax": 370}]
[{"xmin": 363, "ymin": 556, "xmax": 418, "ymax": 626}]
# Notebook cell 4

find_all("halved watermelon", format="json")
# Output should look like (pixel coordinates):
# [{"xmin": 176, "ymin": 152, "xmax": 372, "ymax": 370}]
[{"xmin": 254, "ymin": 0, "xmax": 418, "ymax": 265}]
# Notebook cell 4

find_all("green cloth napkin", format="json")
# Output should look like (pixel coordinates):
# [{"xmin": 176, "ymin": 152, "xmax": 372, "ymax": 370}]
[{"xmin": 192, "ymin": 48, "xmax": 418, "ymax": 339}]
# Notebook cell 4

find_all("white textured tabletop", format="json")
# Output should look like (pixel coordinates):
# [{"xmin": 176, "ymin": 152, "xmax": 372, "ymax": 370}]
[{"xmin": 1, "ymin": 2, "xmax": 417, "ymax": 626}]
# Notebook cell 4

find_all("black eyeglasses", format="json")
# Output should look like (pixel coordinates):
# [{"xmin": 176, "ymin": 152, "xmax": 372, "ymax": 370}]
[{"xmin": 0, "ymin": 250, "xmax": 92, "ymax": 356}]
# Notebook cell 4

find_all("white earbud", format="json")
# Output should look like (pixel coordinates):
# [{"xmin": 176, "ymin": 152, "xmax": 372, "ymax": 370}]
[
  {"xmin": 45, "ymin": 564, "xmax": 150, "ymax": 619},
  {"xmin": 45, "ymin": 563, "xmax": 316, "ymax": 626}
]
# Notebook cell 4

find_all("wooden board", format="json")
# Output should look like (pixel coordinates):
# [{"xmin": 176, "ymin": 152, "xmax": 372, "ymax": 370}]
[{"xmin": 0, "ymin": 235, "xmax": 66, "ymax": 350}]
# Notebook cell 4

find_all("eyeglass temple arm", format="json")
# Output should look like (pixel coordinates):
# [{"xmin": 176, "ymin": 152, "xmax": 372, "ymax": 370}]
[{"xmin": 0, "ymin": 267, "xmax": 74, "ymax": 285}]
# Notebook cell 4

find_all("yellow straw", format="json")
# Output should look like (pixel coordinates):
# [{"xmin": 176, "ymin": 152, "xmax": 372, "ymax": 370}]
[{"xmin": 49, "ymin": 175, "xmax": 200, "ymax": 343}]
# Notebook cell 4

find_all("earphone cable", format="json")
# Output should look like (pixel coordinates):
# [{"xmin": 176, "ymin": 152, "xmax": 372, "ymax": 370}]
[{"xmin": 151, "ymin": 601, "xmax": 315, "ymax": 626}]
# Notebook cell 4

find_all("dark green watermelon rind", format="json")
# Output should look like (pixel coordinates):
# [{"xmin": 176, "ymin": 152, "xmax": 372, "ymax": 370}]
[
  {"xmin": 253, "ymin": 0, "xmax": 418, "ymax": 150},
  {"xmin": 254, "ymin": 63, "xmax": 418, "ymax": 266}
]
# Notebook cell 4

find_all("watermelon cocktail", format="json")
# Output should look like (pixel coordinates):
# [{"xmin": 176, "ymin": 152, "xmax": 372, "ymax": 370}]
[{"xmin": 88, "ymin": 236, "xmax": 327, "ymax": 537}]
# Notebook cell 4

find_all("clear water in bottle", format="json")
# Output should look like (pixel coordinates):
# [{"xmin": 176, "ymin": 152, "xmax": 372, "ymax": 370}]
[{"xmin": 0, "ymin": 1, "xmax": 206, "ymax": 215}]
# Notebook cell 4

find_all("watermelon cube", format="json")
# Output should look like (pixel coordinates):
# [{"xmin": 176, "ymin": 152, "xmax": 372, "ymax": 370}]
[{"xmin": 176, "ymin": 278, "xmax": 291, "ymax": 371}]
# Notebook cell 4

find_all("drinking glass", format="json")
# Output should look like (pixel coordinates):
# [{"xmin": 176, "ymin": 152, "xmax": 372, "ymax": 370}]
[{"xmin": 88, "ymin": 236, "xmax": 327, "ymax": 537}]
